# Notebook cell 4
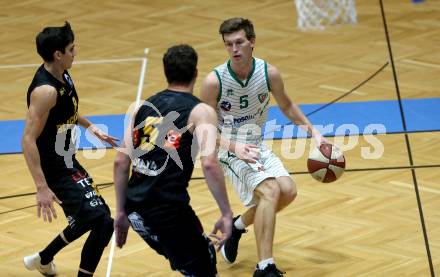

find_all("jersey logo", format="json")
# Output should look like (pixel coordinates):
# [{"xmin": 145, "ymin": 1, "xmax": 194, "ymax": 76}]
[
  {"xmin": 164, "ymin": 130, "xmax": 182, "ymax": 149},
  {"xmin": 132, "ymin": 128, "xmax": 140, "ymax": 146},
  {"xmin": 64, "ymin": 73, "xmax": 73, "ymax": 87},
  {"xmin": 59, "ymin": 87, "xmax": 65, "ymax": 96},
  {"xmin": 258, "ymin": 93, "xmax": 268, "ymax": 103},
  {"xmin": 226, "ymin": 88, "xmax": 234, "ymax": 96},
  {"xmin": 126, "ymin": 101, "xmax": 193, "ymax": 175},
  {"xmin": 220, "ymin": 101, "xmax": 232, "ymax": 111}
]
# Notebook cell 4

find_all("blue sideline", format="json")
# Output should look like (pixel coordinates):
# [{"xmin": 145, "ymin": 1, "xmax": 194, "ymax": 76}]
[{"xmin": 1, "ymin": 98, "xmax": 439, "ymax": 154}]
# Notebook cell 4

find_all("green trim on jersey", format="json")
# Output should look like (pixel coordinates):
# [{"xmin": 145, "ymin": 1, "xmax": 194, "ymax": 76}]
[
  {"xmin": 214, "ymin": 69, "xmax": 222, "ymax": 103},
  {"xmin": 219, "ymin": 159, "xmax": 241, "ymax": 180},
  {"xmin": 260, "ymin": 98, "xmax": 270, "ymax": 115},
  {"xmin": 227, "ymin": 58, "xmax": 256, "ymax": 88},
  {"xmin": 264, "ymin": 61, "xmax": 271, "ymax": 91}
]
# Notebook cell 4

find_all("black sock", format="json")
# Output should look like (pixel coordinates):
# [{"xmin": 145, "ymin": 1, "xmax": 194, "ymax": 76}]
[{"xmin": 39, "ymin": 235, "xmax": 68, "ymax": 265}]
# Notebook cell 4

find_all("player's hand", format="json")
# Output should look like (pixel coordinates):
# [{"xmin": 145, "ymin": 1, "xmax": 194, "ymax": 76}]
[
  {"xmin": 89, "ymin": 125, "xmax": 119, "ymax": 147},
  {"xmin": 234, "ymin": 143, "xmax": 260, "ymax": 163},
  {"xmin": 114, "ymin": 211, "xmax": 130, "ymax": 248},
  {"xmin": 36, "ymin": 185, "xmax": 62, "ymax": 223},
  {"xmin": 209, "ymin": 213, "xmax": 233, "ymax": 251}
]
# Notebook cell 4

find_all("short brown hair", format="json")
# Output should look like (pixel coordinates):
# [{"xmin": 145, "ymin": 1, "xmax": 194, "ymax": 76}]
[
  {"xmin": 163, "ymin": 44, "xmax": 198, "ymax": 85},
  {"xmin": 219, "ymin": 18, "xmax": 255, "ymax": 41}
]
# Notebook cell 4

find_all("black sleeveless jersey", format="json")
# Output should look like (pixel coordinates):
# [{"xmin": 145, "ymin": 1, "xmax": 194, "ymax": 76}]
[
  {"xmin": 27, "ymin": 65, "xmax": 82, "ymax": 182},
  {"xmin": 125, "ymin": 89, "xmax": 201, "ymax": 211}
]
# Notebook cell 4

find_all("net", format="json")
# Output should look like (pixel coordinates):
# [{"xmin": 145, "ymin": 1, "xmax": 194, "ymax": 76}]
[{"xmin": 294, "ymin": 0, "xmax": 357, "ymax": 31}]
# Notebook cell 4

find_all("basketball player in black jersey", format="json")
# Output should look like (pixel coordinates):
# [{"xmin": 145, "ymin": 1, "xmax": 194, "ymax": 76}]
[
  {"xmin": 113, "ymin": 44, "xmax": 233, "ymax": 276},
  {"xmin": 22, "ymin": 22, "xmax": 118, "ymax": 276}
]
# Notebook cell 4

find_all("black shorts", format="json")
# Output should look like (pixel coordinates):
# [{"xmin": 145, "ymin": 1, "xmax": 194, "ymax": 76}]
[
  {"xmin": 127, "ymin": 205, "xmax": 217, "ymax": 276},
  {"xmin": 48, "ymin": 170, "xmax": 110, "ymax": 231}
]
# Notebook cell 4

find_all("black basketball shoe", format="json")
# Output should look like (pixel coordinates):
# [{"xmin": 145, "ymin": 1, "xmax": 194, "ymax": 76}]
[
  {"xmin": 220, "ymin": 215, "xmax": 247, "ymax": 263},
  {"xmin": 253, "ymin": 264, "xmax": 285, "ymax": 277}
]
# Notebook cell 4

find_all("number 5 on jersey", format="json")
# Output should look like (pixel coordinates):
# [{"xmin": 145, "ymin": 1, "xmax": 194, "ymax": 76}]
[
  {"xmin": 140, "ymin": 116, "xmax": 163, "ymax": 151},
  {"xmin": 240, "ymin": 95, "xmax": 248, "ymax": 109}
]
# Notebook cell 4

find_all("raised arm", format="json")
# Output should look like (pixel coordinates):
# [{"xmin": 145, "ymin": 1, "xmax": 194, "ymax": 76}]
[
  {"xmin": 268, "ymin": 63, "xmax": 326, "ymax": 145},
  {"xmin": 189, "ymin": 102, "xmax": 233, "ymax": 249},
  {"xmin": 22, "ymin": 85, "xmax": 62, "ymax": 222}
]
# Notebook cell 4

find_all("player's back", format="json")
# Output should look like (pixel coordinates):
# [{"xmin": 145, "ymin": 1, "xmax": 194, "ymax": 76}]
[{"xmin": 125, "ymin": 89, "xmax": 200, "ymax": 211}]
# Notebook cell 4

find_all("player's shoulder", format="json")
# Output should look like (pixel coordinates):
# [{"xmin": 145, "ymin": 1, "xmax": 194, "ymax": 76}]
[
  {"xmin": 203, "ymin": 71, "xmax": 220, "ymax": 85},
  {"xmin": 265, "ymin": 62, "xmax": 280, "ymax": 75},
  {"xmin": 30, "ymin": 85, "xmax": 58, "ymax": 100},
  {"xmin": 265, "ymin": 62, "xmax": 283, "ymax": 83},
  {"xmin": 201, "ymin": 71, "xmax": 220, "ymax": 99},
  {"xmin": 192, "ymin": 102, "xmax": 216, "ymax": 116},
  {"xmin": 190, "ymin": 102, "xmax": 216, "ymax": 123}
]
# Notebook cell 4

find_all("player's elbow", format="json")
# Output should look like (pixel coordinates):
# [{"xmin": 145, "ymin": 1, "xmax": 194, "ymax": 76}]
[
  {"xmin": 114, "ymin": 153, "xmax": 130, "ymax": 172},
  {"xmin": 201, "ymin": 155, "xmax": 220, "ymax": 173},
  {"xmin": 21, "ymin": 134, "xmax": 34, "ymax": 153}
]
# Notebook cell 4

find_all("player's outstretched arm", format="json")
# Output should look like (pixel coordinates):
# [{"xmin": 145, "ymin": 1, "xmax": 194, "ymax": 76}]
[
  {"xmin": 22, "ymin": 86, "xmax": 62, "ymax": 222},
  {"xmin": 78, "ymin": 115, "xmax": 119, "ymax": 147},
  {"xmin": 189, "ymin": 103, "xmax": 233, "ymax": 250},
  {"xmin": 268, "ymin": 63, "xmax": 328, "ymax": 145}
]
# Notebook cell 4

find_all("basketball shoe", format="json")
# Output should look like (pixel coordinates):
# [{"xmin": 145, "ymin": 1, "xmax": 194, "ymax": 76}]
[
  {"xmin": 220, "ymin": 215, "xmax": 246, "ymax": 263},
  {"xmin": 23, "ymin": 252, "xmax": 57, "ymax": 276},
  {"xmin": 253, "ymin": 263, "xmax": 285, "ymax": 277}
]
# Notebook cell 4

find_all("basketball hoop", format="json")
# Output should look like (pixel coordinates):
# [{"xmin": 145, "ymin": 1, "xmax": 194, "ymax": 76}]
[{"xmin": 294, "ymin": 0, "xmax": 357, "ymax": 31}]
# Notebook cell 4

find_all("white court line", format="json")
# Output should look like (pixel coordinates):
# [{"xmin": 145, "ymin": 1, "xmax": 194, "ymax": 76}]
[
  {"xmin": 390, "ymin": 181, "xmax": 440, "ymax": 195},
  {"xmin": 402, "ymin": 59, "xmax": 440, "ymax": 69},
  {"xmin": 135, "ymin": 48, "xmax": 150, "ymax": 108},
  {"xmin": 106, "ymin": 48, "xmax": 149, "ymax": 277},
  {"xmin": 0, "ymin": 57, "xmax": 144, "ymax": 69},
  {"xmin": 105, "ymin": 234, "xmax": 116, "ymax": 277},
  {"xmin": 319, "ymin": 84, "xmax": 367, "ymax": 96}
]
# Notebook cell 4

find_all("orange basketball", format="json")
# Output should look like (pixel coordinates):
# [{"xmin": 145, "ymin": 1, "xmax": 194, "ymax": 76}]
[{"xmin": 307, "ymin": 143, "xmax": 345, "ymax": 183}]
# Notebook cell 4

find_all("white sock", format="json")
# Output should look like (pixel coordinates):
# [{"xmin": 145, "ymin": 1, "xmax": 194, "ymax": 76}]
[
  {"xmin": 258, "ymin": 257, "xmax": 275, "ymax": 270},
  {"xmin": 234, "ymin": 216, "xmax": 247, "ymax": 230}
]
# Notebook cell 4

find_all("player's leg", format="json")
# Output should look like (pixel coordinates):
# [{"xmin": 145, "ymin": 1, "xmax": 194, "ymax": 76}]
[
  {"xmin": 24, "ymin": 173, "xmax": 92, "ymax": 276},
  {"xmin": 231, "ymin": 150, "xmax": 296, "ymax": 234},
  {"xmin": 129, "ymin": 207, "xmax": 217, "ymax": 276},
  {"xmin": 237, "ymin": 176, "xmax": 296, "ymax": 228},
  {"xmin": 275, "ymin": 176, "xmax": 297, "ymax": 211},
  {"xmin": 252, "ymin": 178, "xmax": 286, "ymax": 275},
  {"xmin": 127, "ymin": 211, "xmax": 168, "ymax": 257},
  {"xmin": 23, "ymin": 224, "xmax": 89, "ymax": 276},
  {"xmin": 159, "ymin": 208, "xmax": 217, "ymax": 277},
  {"xmin": 253, "ymin": 178, "xmax": 280, "ymax": 261},
  {"xmin": 264, "ymin": 148, "xmax": 296, "ymax": 212},
  {"xmin": 77, "ymin": 214, "xmax": 114, "ymax": 276}
]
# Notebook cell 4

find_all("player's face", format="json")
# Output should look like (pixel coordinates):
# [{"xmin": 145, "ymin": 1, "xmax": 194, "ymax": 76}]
[
  {"xmin": 223, "ymin": 30, "xmax": 254, "ymax": 65},
  {"xmin": 61, "ymin": 43, "xmax": 76, "ymax": 69}
]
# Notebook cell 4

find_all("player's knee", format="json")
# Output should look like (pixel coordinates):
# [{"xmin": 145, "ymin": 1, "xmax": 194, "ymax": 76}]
[
  {"xmin": 95, "ymin": 215, "xmax": 114, "ymax": 248},
  {"xmin": 102, "ymin": 216, "xmax": 114, "ymax": 245},
  {"xmin": 283, "ymin": 183, "xmax": 297, "ymax": 203},
  {"xmin": 257, "ymin": 179, "xmax": 281, "ymax": 203}
]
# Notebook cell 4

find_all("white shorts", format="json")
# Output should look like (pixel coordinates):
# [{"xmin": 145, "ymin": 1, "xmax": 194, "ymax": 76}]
[{"xmin": 218, "ymin": 144, "xmax": 290, "ymax": 207}]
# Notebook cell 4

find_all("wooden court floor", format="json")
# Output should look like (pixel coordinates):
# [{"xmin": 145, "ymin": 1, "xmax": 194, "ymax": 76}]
[{"xmin": 0, "ymin": 0, "xmax": 439, "ymax": 276}]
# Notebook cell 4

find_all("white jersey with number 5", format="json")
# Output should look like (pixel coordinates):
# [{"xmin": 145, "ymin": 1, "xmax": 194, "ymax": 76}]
[
  {"xmin": 214, "ymin": 57, "xmax": 270, "ymax": 144},
  {"xmin": 214, "ymin": 57, "xmax": 290, "ymax": 207}
]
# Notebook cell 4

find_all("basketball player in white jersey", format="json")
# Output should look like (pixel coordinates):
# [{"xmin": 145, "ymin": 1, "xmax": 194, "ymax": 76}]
[{"xmin": 201, "ymin": 17, "xmax": 328, "ymax": 276}]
